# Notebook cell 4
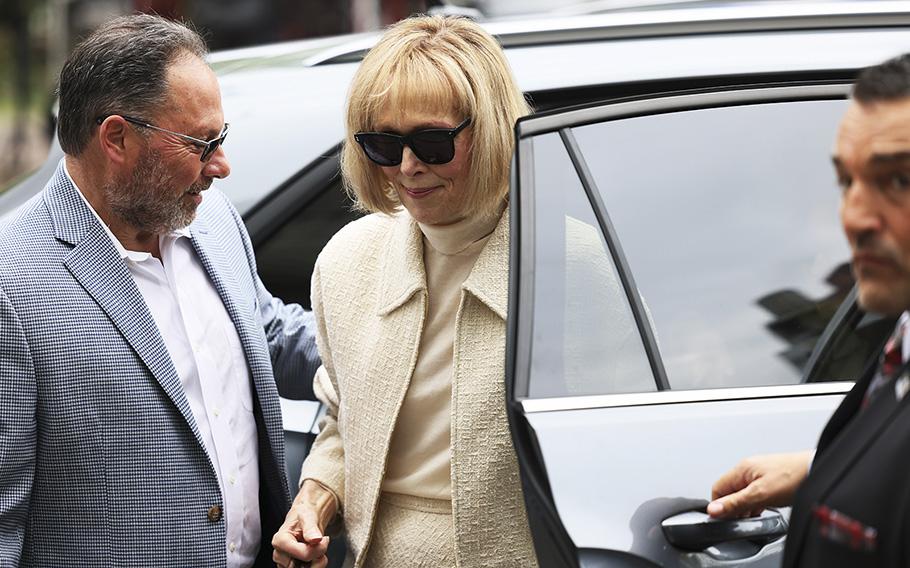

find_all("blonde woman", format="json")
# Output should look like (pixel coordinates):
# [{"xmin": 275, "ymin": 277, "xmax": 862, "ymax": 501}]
[{"xmin": 272, "ymin": 15, "xmax": 537, "ymax": 568}]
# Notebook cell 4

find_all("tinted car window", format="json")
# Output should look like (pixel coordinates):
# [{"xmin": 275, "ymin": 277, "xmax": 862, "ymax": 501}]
[
  {"xmin": 529, "ymin": 132, "xmax": 655, "ymax": 398},
  {"xmin": 255, "ymin": 178, "xmax": 360, "ymax": 308},
  {"xmin": 569, "ymin": 99, "xmax": 851, "ymax": 391}
]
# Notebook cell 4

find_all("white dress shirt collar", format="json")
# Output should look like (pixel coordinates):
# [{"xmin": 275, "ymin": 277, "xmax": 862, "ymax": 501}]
[{"xmin": 898, "ymin": 311, "xmax": 910, "ymax": 362}]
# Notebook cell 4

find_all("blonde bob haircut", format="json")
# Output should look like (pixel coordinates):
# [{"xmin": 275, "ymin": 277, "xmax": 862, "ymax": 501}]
[{"xmin": 340, "ymin": 15, "xmax": 532, "ymax": 217}]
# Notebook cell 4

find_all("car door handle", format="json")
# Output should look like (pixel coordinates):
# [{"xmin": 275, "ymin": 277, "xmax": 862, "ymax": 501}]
[{"xmin": 661, "ymin": 509, "xmax": 787, "ymax": 551}]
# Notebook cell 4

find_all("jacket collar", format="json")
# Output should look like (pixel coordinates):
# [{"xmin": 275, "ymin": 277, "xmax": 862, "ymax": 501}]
[
  {"xmin": 464, "ymin": 208, "xmax": 509, "ymax": 321},
  {"xmin": 376, "ymin": 211, "xmax": 426, "ymax": 316},
  {"xmin": 377, "ymin": 207, "xmax": 509, "ymax": 320},
  {"xmin": 45, "ymin": 160, "xmax": 101, "ymax": 247}
]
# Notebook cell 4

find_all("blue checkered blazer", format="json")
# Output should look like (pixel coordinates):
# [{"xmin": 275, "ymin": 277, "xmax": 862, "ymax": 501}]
[{"xmin": 0, "ymin": 162, "xmax": 319, "ymax": 567}]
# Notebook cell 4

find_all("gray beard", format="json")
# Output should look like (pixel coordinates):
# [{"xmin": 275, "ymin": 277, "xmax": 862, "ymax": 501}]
[{"xmin": 104, "ymin": 149, "xmax": 207, "ymax": 234}]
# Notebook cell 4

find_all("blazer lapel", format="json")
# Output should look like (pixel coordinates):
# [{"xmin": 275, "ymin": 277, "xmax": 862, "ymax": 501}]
[
  {"xmin": 188, "ymin": 217, "xmax": 256, "ymax": 352},
  {"xmin": 462, "ymin": 208, "xmax": 509, "ymax": 321},
  {"xmin": 811, "ymin": 359, "xmax": 907, "ymax": 480},
  {"xmin": 188, "ymin": 217, "xmax": 284, "ymax": 449},
  {"xmin": 787, "ymin": 360, "xmax": 908, "ymax": 565},
  {"xmin": 188, "ymin": 217, "xmax": 271, "ymax": 384},
  {"xmin": 47, "ymin": 166, "xmax": 201, "ymax": 437},
  {"xmin": 376, "ymin": 212, "xmax": 426, "ymax": 316}
]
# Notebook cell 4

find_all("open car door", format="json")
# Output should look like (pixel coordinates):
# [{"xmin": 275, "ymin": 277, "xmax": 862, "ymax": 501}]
[{"xmin": 504, "ymin": 85, "xmax": 890, "ymax": 567}]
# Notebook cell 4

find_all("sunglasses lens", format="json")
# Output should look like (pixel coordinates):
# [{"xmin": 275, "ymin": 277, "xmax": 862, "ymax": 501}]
[
  {"xmin": 358, "ymin": 134, "xmax": 402, "ymax": 166},
  {"xmin": 410, "ymin": 131, "xmax": 456, "ymax": 164},
  {"xmin": 201, "ymin": 128, "xmax": 228, "ymax": 162}
]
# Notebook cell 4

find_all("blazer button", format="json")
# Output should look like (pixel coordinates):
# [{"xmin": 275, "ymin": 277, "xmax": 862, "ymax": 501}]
[{"xmin": 207, "ymin": 505, "xmax": 223, "ymax": 522}]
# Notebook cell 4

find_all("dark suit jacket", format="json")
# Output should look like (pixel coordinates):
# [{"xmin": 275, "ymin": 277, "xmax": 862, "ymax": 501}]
[{"xmin": 784, "ymin": 350, "xmax": 910, "ymax": 567}]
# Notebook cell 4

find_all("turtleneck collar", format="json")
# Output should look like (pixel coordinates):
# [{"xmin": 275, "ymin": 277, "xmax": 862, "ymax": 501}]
[{"xmin": 418, "ymin": 203, "xmax": 506, "ymax": 256}]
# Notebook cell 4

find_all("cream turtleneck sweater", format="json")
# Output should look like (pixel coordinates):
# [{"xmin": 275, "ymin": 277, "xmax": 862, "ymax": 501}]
[{"xmin": 381, "ymin": 208, "xmax": 503, "ymax": 500}]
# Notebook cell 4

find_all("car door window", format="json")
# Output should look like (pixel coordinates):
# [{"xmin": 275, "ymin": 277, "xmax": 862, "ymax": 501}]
[
  {"xmin": 255, "ymin": 177, "xmax": 360, "ymax": 308},
  {"xmin": 529, "ymin": 132, "xmax": 655, "ymax": 398},
  {"xmin": 527, "ymin": 96, "xmax": 854, "ymax": 397}
]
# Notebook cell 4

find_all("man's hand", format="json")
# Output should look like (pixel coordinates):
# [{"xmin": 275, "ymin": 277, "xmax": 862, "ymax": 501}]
[
  {"xmin": 272, "ymin": 480, "xmax": 338, "ymax": 568},
  {"xmin": 707, "ymin": 450, "xmax": 813, "ymax": 519}
]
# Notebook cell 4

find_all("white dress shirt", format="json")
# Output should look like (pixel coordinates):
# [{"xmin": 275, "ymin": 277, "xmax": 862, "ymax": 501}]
[
  {"xmin": 67, "ymin": 164, "xmax": 261, "ymax": 566},
  {"xmin": 899, "ymin": 312, "xmax": 910, "ymax": 361}
]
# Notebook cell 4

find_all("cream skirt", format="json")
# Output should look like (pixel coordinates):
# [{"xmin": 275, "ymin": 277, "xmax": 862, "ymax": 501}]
[{"xmin": 359, "ymin": 492, "xmax": 455, "ymax": 568}]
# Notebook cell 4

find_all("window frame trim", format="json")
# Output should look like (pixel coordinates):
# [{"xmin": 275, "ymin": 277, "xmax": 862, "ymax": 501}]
[
  {"xmin": 244, "ymin": 144, "xmax": 342, "ymax": 244},
  {"xmin": 517, "ymin": 83, "xmax": 851, "ymax": 137},
  {"xmin": 559, "ymin": 127, "xmax": 670, "ymax": 391},
  {"xmin": 520, "ymin": 381, "xmax": 854, "ymax": 414}
]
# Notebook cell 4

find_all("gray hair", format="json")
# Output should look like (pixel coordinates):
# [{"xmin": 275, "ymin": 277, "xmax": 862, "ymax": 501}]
[{"xmin": 57, "ymin": 13, "xmax": 207, "ymax": 155}]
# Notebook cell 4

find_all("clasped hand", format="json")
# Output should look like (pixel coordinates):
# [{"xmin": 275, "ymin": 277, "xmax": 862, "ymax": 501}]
[{"xmin": 272, "ymin": 479, "xmax": 338, "ymax": 568}]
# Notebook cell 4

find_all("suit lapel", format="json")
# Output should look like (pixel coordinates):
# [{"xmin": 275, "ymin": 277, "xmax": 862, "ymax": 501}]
[
  {"xmin": 188, "ymin": 216, "xmax": 270, "ymax": 387},
  {"xmin": 376, "ymin": 212, "xmax": 426, "ymax": 316},
  {"xmin": 816, "ymin": 361, "xmax": 877, "ymax": 453},
  {"xmin": 188, "ymin": 217, "xmax": 257, "ymax": 358},
  {"xmin": 46, "ymin": 166, "xmax": 202, "ymax": 438},
  {"xmin": 188, "ymin": 217, "xmax": 284, "ymax": 453},
  {"xmin": 462, "ymin": 208, "xmax": 509, "ymax": 320},
  {"xmin": 787, "ymin": 360, "xmax": 909, "ymax": 565},
  {"xmin": 812, "ymin": 360, "xmax": 909, "ymax": 484}
]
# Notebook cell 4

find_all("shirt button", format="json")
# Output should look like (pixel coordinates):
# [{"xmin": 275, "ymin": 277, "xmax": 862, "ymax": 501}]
[
  {"xmin": 207, "ymin": 505, "xmax": 222, "ymax": 522},
  {"xmin": 213, "ymin": 408, "xmax": 220, "ymax": 418},
  {"xmin": 229, "ymin": 475, "xmax": 236, "ymax": 486},
  {"xmin": 228, "ymin": 542, "xmax": 236, "ymax": 553}
]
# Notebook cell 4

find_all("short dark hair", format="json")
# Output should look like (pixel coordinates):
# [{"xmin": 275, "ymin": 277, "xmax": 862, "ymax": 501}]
[
  {"xmin": 57, "ymin": 14, "xmax": 207, "ymax": 155},
  {"xmin": 853, "ymin": 53, "xmax": 910, "ymax": 104}
]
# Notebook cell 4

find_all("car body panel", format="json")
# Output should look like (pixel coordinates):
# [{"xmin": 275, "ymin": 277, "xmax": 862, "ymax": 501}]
[{"xmin": 524, "ymin": 390, "xmax": 844, "ymax": 564}]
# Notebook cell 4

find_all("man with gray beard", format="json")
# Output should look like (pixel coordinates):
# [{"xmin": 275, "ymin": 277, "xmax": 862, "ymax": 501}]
[{"xmin": 0, "ymin": 14, "xmax": 320, "ymax": 568}]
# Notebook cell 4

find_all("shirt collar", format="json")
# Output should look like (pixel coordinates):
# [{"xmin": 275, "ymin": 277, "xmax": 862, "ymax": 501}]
[
  {"xmin": 899, "ymin": 311, "xmax": 910, "ymax": 362},
  {"xmin": 64, "ymin": 161, "xmax": 191, "ymax": 262}
]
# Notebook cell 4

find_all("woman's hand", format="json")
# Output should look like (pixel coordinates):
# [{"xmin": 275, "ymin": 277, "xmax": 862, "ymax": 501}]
[{"xmin": 272, "ymin": 479, "xmax": 338, "ymax": 568}]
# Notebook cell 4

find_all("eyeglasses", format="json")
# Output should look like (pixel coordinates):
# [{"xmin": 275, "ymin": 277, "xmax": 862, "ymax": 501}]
[
  {"xmin": 95, "ymin": 115, "xmax": 230, "ymax": 162},
  {"xmin": 354, "ymin": 117, "xmax": 471, "ymax": 167}
]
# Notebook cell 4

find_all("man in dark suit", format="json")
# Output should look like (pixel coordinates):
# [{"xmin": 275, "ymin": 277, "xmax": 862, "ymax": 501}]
[
  {"xmin": 708, "ymin": 53, "xmax": 910, "ymax": 566},
  {"xmin": 0, "ymin": 14, "xmax": 321, "ymax": 567}
]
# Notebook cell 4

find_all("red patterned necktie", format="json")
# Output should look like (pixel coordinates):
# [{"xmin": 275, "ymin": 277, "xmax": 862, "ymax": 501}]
[{"xmin": 863, "ymin": 322, "xmax": 907, "ymax": 408}]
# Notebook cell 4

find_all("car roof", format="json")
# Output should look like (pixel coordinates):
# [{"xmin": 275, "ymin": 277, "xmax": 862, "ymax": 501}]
[
  {"xmin": 211, "ymin": 0, "xmax": 910, "ymax": 212},
  {"xmin": 3, "ymin": 0, "xmax": 910, "ymax": 217},
  {"xmin": 209, "ymin": 0, "xmax": 910, "ymax": 67}
]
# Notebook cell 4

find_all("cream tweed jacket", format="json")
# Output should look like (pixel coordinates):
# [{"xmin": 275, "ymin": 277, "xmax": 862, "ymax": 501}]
[{"xmin": 301, "ymin": 208, "xmax": 538, "ymax": 567}]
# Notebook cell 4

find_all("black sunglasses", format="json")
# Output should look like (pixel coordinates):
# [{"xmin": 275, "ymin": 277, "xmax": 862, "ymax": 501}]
[
  {"xmin": 354, "ymin": 117, "xmax": 471, "ymax": 166},
  {"xmin": 95, "ymin": 115, "xmax": 229, "ymax": 162}
]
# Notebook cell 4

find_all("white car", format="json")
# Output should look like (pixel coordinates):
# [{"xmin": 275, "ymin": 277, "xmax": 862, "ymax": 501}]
[{"xmin": 4, "ymin": 2, "xmax": 910, "ymax": 565}]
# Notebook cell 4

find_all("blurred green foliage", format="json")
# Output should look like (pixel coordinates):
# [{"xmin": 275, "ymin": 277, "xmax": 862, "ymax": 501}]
[
  {"xmin": 0, "ymin": 0, "xmax": 52, "ymax": 191},
  {"xmin": 0, "ymin": 0, "xmax": 49, "ymax": 106}
]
